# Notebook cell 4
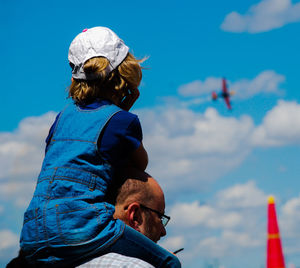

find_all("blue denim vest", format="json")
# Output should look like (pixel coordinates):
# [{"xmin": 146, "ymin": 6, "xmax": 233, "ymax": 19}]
[{"xmin": 20, "ymin": 103, "xmax": 125, "ymax": 265}]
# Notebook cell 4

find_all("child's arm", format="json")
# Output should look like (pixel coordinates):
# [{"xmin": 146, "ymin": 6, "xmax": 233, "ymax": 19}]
[
  {"xmin": 119, "ymin": 88, "xmax": 148, "ymax": 170},
  {"xmin": 129, "ymin": 142, "xmax": 148, "ymax": 171}
]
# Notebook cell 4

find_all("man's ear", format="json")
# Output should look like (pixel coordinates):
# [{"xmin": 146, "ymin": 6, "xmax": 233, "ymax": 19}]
[{"xmin": 126, "ymin": 202, "xmax": 143, "ymax": 231}]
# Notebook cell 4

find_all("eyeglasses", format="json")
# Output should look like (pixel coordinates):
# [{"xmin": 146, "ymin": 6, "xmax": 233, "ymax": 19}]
[{"xmin": 139, "ymin": 204, "xmax": 170, "ymax": 227}]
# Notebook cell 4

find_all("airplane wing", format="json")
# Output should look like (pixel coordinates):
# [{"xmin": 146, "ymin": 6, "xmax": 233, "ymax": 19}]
[
  {"xmin": 224, "ymin": 96, "xmax": 232, "ymax": 110},
  {"xmin": 222, "ymin": 78, "xmax": 228, "ymax": 94},
  {"xmin": 222, "ymin": 78, "xmax": 232, "ymax": 110}
]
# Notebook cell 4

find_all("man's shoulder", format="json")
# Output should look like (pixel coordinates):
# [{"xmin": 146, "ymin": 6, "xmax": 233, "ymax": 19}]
[{"xmin": 77, "ymin": 252, "xmax": 155, "ymax": 268}]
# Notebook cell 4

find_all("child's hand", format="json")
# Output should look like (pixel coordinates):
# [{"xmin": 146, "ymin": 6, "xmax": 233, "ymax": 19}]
[{"xmin": 120, "ymin": 88, "xmax": 140, "ymax": 111}]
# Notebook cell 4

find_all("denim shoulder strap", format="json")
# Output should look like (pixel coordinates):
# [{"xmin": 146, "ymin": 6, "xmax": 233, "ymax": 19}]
[{"xmin": 51, "ymin": 103, "xmax": 121, "ymax": 144}]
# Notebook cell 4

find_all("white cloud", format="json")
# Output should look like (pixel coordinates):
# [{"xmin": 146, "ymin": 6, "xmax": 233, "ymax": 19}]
[
  {"xmin": 230, "ymin": 70, "xmax": 285, "ymax": 99},
  {"xmin": 216, "ymin": 181, "xmax": 267, "ymax": 208},
  {"xmin": 281, "ymin": 195, "xmax": 300, "ymax": 238},
  {"xmin": 169, "ymin": 180, "xmax": 267, "ymax": 229},
  {"xmin": 0, "ymin": 112, "xmax": 56, "ymax": 207},
  {"xmin": 138, "ymin": 100, "xmax": 300, "ymax": 193},
  {"xmin": 0, "ymin": 181, "xmax": 36, "ymax": 208},
  {"xmin": 0, "ymin": 112, "xmax": 56, "ymax": 180},
  {"xmin": 169, "ymin": 201, "xmax": 214, "ymax": 227},
  {"xmin": 164, "ymin": 181, "xmax": 300, "ymax": 265},
  {"xmin": 221, "ymin": 0, "xmax": 300, "ymax": 33},
  {"xmin": 159, "ymin": 95, "xmax": 211, "ymax": 108},
  {"xmin": 166, "ymin": 181, "xmax": 267, "ymax": 266},
  {"xmin": 169, "ymin": 201, "xmax": 241, "ymax": 229},
  {"xmin": 139, "ymin": 106, "xmax": 254, "ymax": 192},
  {"xmin": 0, "ymin": 230, "xmax": 19, "ymax": 264},
  {"xmin": 195, "ymin": 230, "xmax": 263, "ymax": 258},
  {"xmin": 177, "ymin": 71, "xmax": 285, "ymax": 99},
  {"xmin": 0, "ymin": 230, "xmax": 19, "ymax": 250},
  {"xmin": 251, "ymin": 100, "xmax": 300, "ymax": 146},
  {"xmin": 160, "ymin": 236, "xmax": 185, "ymax": 251},
  {"xmin": 142, "ymin": 106, "xmax": 254, "ymax": 154},
  {"xmin": 196, "ymin": 236, "xmax": 228, "ymax": 258},
  {"xmin": 178, "ymin": 77, "xmax": 221, "ymax": 97}
]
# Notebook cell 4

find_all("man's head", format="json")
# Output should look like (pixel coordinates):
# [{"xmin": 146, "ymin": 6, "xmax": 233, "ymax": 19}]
[{"xmin": 114, "ymin": 169, "xmax": 168, "ymax": 243}]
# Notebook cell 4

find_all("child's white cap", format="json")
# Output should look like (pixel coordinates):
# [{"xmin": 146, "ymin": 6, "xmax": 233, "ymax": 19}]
[{"xmin": 68, "ymin": 27, "xmax": 129, "ymax": 80}]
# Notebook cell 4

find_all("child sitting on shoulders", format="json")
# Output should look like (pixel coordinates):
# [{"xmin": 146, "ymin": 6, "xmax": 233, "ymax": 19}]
[{"xmin": 19, "ymin": 27, "xmax": 180, "ymax": 268}]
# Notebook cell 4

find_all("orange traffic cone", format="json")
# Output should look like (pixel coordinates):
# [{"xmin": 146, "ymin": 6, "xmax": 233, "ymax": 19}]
[{"xmin": 267, "ymin": 196, "xmax": 285, "ymax": 268}]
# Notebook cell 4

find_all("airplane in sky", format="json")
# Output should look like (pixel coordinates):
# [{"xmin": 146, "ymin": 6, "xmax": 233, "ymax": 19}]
[{"xmin": 212, "ymin": 78, "xmax": 234, "ymax": 110}]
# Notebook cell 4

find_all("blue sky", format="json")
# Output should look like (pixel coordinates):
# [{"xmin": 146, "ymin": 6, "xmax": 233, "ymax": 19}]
[{"xmin": 1, "ymin": 0, "xmax": 300, "ymax": 267}]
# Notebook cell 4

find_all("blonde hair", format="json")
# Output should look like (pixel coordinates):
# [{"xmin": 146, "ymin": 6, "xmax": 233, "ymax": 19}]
[{"xmin": 69, "ymin": 53, "xmax": 145, "ymax": 105}]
